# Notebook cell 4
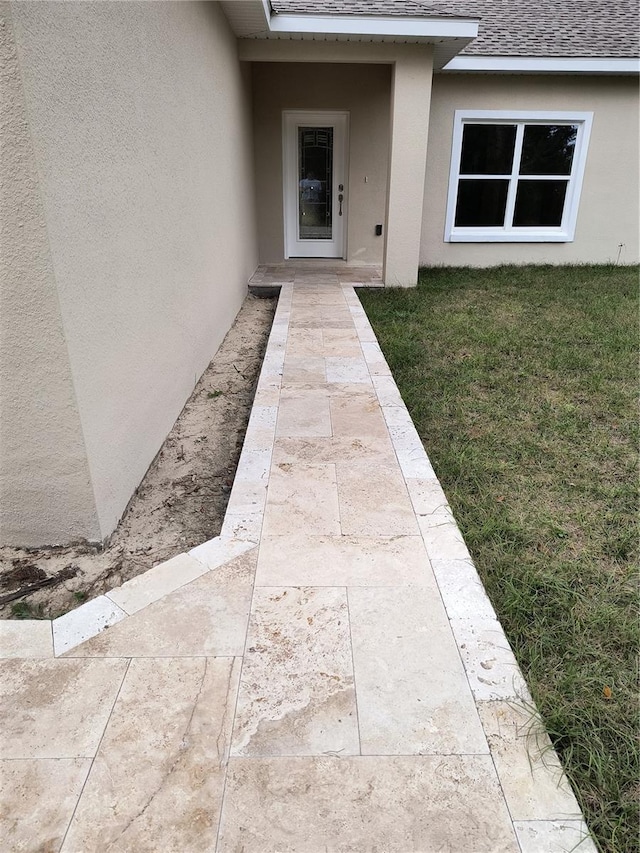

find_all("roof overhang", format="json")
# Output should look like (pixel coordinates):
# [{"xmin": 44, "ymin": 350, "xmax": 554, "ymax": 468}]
[
  {"xmin": 220, "ymin": 0, "xmax": 479, "ymax": 69},
  {"xmin": 443, "ymin": 56, "xmax": 640, "ymax": 75},
  {"xmin": 221, "ymin": 2, "xmax": 640, "ymax": 74},
  {"xmin": 268, "ymin": 14, "xmax": 478, "ymax": 42}
]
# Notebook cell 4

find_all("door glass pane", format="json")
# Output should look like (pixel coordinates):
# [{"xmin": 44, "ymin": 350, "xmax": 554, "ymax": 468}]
[
  {"xmin": 298, "ymin": 127, "xmax": 333, "ymax": 240},
  {"xmin": 455, "ymin": 179, "xmax": 510, "ymax": 227},
  {"xmin": 519, "ymin": 125, "xmax": 577, "ymax": 175},
  {"xmin": 513, "ymin": 179, "xmax": 568, "ymax": 226},
  {"xmin": 460, "ymin": 124, "xmax": 517, "ymax": 175}
]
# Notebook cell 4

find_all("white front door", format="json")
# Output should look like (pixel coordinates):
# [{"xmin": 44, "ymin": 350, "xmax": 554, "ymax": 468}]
[{"xmin": 283, "ymin": 111, "xmax": 349, "ymax": 259}]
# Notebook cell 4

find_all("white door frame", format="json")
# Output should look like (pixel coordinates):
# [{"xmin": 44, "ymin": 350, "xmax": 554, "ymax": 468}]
[{"xmin": 282, "ymin": 111, "xmax": 349, "ymax": 259}]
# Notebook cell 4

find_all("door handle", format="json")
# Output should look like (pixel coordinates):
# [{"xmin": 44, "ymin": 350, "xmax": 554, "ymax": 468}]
[{"xmin": 338, "ymin": 193, "xmax": 344, "ymax": 216}]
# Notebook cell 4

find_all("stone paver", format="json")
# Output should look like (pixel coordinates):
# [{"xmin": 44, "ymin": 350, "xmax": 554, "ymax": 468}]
[
  {"xmin": 2, "ymin": 264, "xmax": 596, "ymax": 852},
  {"xmin": 0, "ymin": 759, "xmax": 90, "ymax": 851},
  {"xmin": 66, "ymin": 550, "xmax": 256, "ymax": 658},
  {"xmin": 231, "ymin": 586, "xmax": 359, "ymax": 757},
  {"xmin": 217, "ymin": 755, "xmax": 519, "ymax": 852},
  {"xmin": 348, "ymin": 586, "xmax": 488, "ymax": 755},
  {"xmin": 0, "ymin": 619, "xmax": 53, "ymax": 658},
  {"xmin": 61, "ymin": 657, "xmax": 240, "ymax": 852}
]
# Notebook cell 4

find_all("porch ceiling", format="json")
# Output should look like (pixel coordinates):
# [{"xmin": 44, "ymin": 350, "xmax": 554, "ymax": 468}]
[{"xmin": 220, "ymin": 0, "xmax": 478, "ymax": 69}]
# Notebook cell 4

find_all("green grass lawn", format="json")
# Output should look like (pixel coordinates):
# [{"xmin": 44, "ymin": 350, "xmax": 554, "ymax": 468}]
[{"xmin": 359, "ymin": 265, "xmax": 639, "ymax": 853}]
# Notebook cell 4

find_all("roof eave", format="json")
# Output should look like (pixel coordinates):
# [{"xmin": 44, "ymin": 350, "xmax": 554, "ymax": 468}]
[
  {"xmin": 221, "ymin": 1, "xmax": 479, "ymax": 68},
  {"xmin": 268, "ymin": 13, "xmax": 479, "ymax": 42},
  {"xmin": 268, "ymin": 14, "xmax": 479, "ymax": 69},
  {"xmin": 442, "ymin": 56, "xmax": 640, "ymax": 75}
]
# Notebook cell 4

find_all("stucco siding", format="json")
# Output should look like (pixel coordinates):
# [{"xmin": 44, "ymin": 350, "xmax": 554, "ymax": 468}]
[
  {"xmin": 384, "ymin": 48, "xmax": 433, "ymax": 285},
  {"xmin": 251, "ymin": 62, "xmax": 391, "ymax": 265},
  {"xmin": 5, "ymin": 0, "xmax": 257, "ymax": 542},
  {"xmin": 421, "ymin": 74, "xmax": 640, "ymax": 266},
  {"xmin": 0, "ymin": 3, "xmax": 100, "ymax": 546}
]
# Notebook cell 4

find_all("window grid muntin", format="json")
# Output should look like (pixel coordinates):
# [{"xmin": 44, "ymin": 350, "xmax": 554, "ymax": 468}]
[
  {"xmin": 503, "ymin": 123, "xmax": 525, "ymax": 230},
  {"xmin": 456, "ymin": 120, "xmax": 578, "ymax": 233}
]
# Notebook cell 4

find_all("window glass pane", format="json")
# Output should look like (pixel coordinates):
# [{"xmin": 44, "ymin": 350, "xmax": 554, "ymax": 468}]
[
  {"xmin": 460, "ymin": 124, "xmax": 517, "ymax": 175},
  {"xmin": 298, "ymin": 126, "xmax": 333, "ymax": 240},
  {"xmin": 513, "ymin": 180, "xmax": 568, "ymax": 226},
  {"xmin": 520, "ymin": 125, "xmax": 577, "ymax": 175},
  {"xmin": 455, "ymin": 179, "xmax": 510, "ymax": 227}
]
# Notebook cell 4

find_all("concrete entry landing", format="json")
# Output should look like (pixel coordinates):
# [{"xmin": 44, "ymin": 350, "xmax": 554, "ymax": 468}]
[{"xmin": 0, "ymin": 273, "xmax": 595, "ymax": 851}]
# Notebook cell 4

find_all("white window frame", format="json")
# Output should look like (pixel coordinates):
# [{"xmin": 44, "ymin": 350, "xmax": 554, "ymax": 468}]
[{"xmin": 444, "ymin": 110, "xmax": 593, "ymax": 243}]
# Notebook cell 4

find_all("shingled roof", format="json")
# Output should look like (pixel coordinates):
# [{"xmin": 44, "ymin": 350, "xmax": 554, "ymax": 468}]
[
  {"xmin": 270, "ymin": 0, "xmax": 640, "ymax": 58},
  {"xmin": 272, "ymin": 1, "xmax": 467, "ymax": 17}
]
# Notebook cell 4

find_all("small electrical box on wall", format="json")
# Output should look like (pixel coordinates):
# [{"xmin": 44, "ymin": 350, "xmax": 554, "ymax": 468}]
[{"xmin": 375, "ymin": 224, "xmax": 383, "ymax": 236}]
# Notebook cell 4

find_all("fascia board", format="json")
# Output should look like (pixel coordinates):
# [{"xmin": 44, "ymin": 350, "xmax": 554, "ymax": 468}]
[
  {"xmin": 442, "ymin": 56, "xmax": 640, "ymax": 74},
  {"xmin": 268, "ymin": 13, "xmax": 479, "ymax": 40}
]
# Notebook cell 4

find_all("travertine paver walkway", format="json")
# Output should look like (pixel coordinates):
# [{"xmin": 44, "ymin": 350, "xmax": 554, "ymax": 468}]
[{"xmin": 1, "ymin": 265, "xmax": 596, "ymax": 852}]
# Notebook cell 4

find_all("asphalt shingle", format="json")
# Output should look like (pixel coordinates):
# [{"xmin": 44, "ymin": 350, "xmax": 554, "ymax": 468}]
[{"xmin": 270, "ymin": 0, "xmax": 640, "ymax": 58}]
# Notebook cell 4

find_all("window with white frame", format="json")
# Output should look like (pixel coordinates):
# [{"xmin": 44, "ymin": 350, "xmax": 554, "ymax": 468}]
[{"xmin": 444, "ymin": 111, "xmax": 593, "ymax": 243}]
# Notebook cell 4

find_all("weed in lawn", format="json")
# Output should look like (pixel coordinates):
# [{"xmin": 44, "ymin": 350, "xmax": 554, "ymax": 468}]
[{"xmin": 360, "ymin": 265, "xmax": 639, "ymax": 853}]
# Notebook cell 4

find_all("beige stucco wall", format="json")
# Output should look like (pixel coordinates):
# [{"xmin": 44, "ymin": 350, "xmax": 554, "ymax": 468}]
[
  {"xmin": 2, "ymin": 1, "xmax": 257, "ymax": 545},
  {"xmin": 251, "ymin": 62, "xmax": 391, "ymax": 265},
  {"xmin": 0, "ymin": 4, "xmax": 101, "ymax": 545},
  {"xmin": 421, "ymin": 74, "xmax": 640, "ymax": 266},
  {"xmin": 384, "ymin": 48, "xmax": 433, "ymax": 286}
]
